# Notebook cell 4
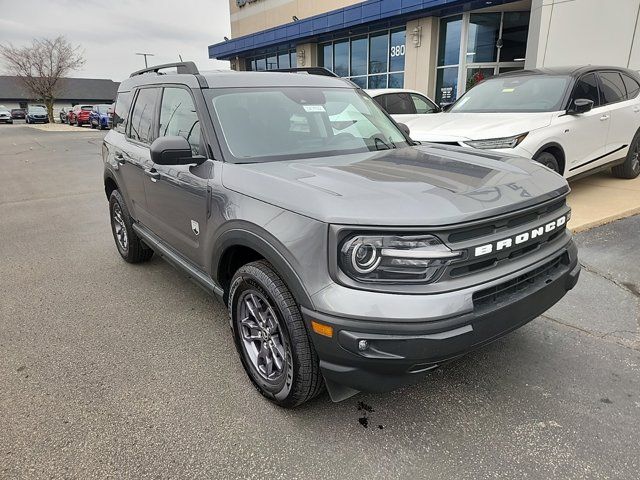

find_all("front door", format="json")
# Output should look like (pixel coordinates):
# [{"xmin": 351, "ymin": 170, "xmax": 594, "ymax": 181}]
[
  {"xmin": 121, "ymin": 86, "xmax": 161, "ymax": 226},
  {"xmin": 142, "ymin": 86, "xmax": 210, "ymax": 267},
  {"xmin": 563, "ymin": 72, "xmax": 609, "ymax": 172}
]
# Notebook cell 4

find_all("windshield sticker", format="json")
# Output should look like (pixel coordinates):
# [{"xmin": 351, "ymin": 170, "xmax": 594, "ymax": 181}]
[
  {"xmin": 502, "ymin": 88, "xmax": 515, "ymax": 93},
  {"xmin": 303, "ymin": 105, "xmax": 326, "ymax": 113}
]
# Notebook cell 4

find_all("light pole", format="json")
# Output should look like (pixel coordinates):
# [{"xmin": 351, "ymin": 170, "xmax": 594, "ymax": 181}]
[{"xmin": 135, "ymin": 52, "xmax": 155, "ymax": 68}]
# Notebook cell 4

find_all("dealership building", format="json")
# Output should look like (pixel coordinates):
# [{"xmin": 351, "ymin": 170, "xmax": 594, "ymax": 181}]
[{"xmin": 210, "ymin": 0, "xmax": 640, "ymax": 105}]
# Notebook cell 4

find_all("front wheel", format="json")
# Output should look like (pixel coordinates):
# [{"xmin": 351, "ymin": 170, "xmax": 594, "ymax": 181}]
[
  {"xmin": 534, "ymin": 151, "xmax": 560, "ymax": 174},
  {"xmin": 229, "ymin": 261, "xmax": 324, "ymax": 408},
  {"xmin": 612, "ymin": 131, "xmax": 640, "ymax": 179}
]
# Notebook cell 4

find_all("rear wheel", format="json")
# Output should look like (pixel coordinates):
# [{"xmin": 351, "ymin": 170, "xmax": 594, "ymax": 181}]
[
  {"xmin": 109, "ymin": 190, "xmax": 153, "ymax": 263},
  {"xmin": 229, "ymin": 260, "xmax": 324, "ymax": 407},
  {"xmin": 612, "ymin": 131, "xmax": 640, "ymax": 179},
  {"xmin": 534, "ymin": 151, "xmax": 560, "ymax": 174}
]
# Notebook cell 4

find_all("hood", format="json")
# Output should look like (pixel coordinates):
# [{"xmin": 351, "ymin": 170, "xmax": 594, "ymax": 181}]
[
  {"xmin": 405, "ymin": 112, "xmax": 555, "ymax": 143},
  {"xmin": 222, "ymin": 145, "xmax": 568, "ymax": 226}
]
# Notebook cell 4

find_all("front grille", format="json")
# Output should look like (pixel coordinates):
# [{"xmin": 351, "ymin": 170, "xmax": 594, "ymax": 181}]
[{"xmin": 472, "ymin": 252, "xmax": 568, "ymax": 311}]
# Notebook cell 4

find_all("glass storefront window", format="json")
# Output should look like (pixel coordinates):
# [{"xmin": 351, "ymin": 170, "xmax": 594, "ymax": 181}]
[
  {"xmin": 350, "ymin": 37, "xmax": 367, "ymax": 77},
  {"xmin": 266, "ymin": 55, "xmax": 277, "ymax": 70},
  {"xmin": 467, "ymin": 13, "xmax": 501, "ymax": 63},
  {"xmin": 369, "ymin": 32, "xmax": 388, "ymax": 74},
  {"xmin": 390, "ymin": 29, "xmax": 406, "ymax": 72},
  {"xmin": 389, "ymin": 73, "xmax": 404, "ymax": 88},
  {"xmin": 349, "ymin": 77, "xmax": 367, "ymax": 88},
  {"xmin": 334, "ymin": 40, "xmax": 349, "ymax": 77},
  {"xmin": 278, "ymin": 51, "xmax": 290, "ymax": 69},
  {"xmin": 436, "ymin": 67, "xmax": 458, "ymax": 106},
  {"xmin": 501, "ymin": 12, "xmax": 530, "ymax": 62},
  {"xmin": 368, "ymin": 74, "xmax": 387, "ymax": 89},
  {"xmin": 290, "ymin": 51, "xmax": 297, "ymax": 68},
  {"xmin": 318, "ymin": 28, "xmax": 406, "ymax": 89},
  {"xmin": 320, "ymin": 43, "xmax": 333, "ymax": 71},
  {"xmin": 245, "ymin": 48, "xmax": 297, "ymax": 72},
  {"xmin": 435, "ymin": 11, "xmax": 530, "ymax": 105},
  {"xmin": 438, "ymin": 15, "xmax": 463, "ymax": 66}
]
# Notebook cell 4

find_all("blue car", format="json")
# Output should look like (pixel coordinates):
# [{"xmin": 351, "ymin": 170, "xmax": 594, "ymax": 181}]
[
  {"xmin": 89, "ymin": 104, "xmax": 113, "ymax": 130},
  {"xmin": 25, "ymin": 106, "xmax": 49, "ymax": 124}
]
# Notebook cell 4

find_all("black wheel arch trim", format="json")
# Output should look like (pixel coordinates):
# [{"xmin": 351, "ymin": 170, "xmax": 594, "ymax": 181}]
[
  {"xmin": 533, "ymin": 142, "xmax": 566, "ymax": 175},
  {"xmin": 212, "ymin": 225, "xmax": 314, "ymax": 310}
]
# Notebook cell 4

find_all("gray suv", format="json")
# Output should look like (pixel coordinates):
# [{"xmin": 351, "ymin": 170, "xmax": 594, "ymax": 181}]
[{"xmin": 103, "ymin": 62, "xmax": 580, "ymax": 407}]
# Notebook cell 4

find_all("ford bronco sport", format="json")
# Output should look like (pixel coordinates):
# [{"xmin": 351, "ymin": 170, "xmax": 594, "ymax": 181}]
[{"xmin": 102, "ymin": 62, "xmax": 580, "ymax": 407}]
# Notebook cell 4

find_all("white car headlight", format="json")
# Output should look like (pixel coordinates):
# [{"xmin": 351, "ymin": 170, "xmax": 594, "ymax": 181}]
[{"xmin": 464, "ymin": 133, "xmax": 528, "ymax": 149}]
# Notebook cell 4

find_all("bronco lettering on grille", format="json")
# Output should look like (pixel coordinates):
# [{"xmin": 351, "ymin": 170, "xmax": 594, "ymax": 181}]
[{"xmin": 473, "ymin": 215, "xmax": 567, "ymax": 257}]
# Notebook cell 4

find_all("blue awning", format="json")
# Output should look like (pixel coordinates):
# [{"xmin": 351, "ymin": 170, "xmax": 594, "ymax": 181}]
[{"xmin": 209, "ymin": 0, "xmax": 520, "ymax": 60}]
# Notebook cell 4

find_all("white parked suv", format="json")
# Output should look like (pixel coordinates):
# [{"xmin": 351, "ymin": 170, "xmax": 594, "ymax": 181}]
[
  {"xmin": 404, "ymin": 67, "xmax": 640, "ymax": 180},
  {"xmin": 366, "ymin": 88, "xmax": 440, "ymax": 123}
]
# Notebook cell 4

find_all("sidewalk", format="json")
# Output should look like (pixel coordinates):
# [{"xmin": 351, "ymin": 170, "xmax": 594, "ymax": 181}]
[{"xmin": 567, "ymin": 172, "xmax": 640, "ymax": 232}]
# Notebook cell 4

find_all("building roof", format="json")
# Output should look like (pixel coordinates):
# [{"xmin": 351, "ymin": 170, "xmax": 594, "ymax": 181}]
[
  {"xmin": 209, "ymin": 0, "xmax": 522, "ymax": 60},
  {"xmin": 0, "ymin": 76, "xmax": 119, "ymax": 101}
]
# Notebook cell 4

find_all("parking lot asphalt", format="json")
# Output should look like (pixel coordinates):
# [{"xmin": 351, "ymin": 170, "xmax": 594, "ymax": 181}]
[{"xmin": 1, "ymin": 126, "xmax": 639, "ymax": 480}]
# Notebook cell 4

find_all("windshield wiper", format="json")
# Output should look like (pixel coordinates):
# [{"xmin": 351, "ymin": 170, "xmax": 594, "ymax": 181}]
[{"xmin": 374, "ymin": 137, "xmax": 392, "ymax": 150}]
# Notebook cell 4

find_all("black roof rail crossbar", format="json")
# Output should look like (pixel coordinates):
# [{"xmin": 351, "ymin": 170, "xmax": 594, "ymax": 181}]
[
  {"xmin": 130, "ymin": 61, "xmax": 199, "ymax": 77},
  {"xmin": 269, "ymin": 67, "xmax": 339, "ymax": 78}
]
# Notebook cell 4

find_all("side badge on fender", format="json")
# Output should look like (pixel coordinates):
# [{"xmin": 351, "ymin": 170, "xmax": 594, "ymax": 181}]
[{"xmin": 191, "ymin": 220, "xmax": 200, "ymax": 236}]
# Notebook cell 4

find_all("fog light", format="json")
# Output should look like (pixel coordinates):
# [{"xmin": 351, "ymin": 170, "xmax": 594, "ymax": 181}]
[{"xmin": 358, "ymin": 339, "xmax": 369, "ymax": 351}]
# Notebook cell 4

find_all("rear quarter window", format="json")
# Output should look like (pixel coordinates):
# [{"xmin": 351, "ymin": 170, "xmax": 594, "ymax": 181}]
[
  {"xmin": 622, "ymin": 74, "xmax": 640, "ymax": 99},
  {"xmin": 113, "ymin": 91, "xmax": 133, "ymax": 134}
]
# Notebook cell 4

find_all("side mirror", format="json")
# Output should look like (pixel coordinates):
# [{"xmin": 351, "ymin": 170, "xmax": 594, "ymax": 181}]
[
  {"xmin": 397, "ymin": 122, "xmax": 411, "ymax": 137},
  {"xmin": 569, "ymin": 98, "xmax": 594, "ymax": 114},
  {"xmin": 150, "ymin": 136, "xmax": 202, "ymax": 166}
]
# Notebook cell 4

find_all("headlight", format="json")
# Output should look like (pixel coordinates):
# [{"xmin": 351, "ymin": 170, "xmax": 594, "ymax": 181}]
[
  {"xmin": 339, "ymin": 234, "xmax": 462, "ymax": 284},
  {"xmin": 464, "ymin": 133, "xmax": 528, "ymax": 149}
]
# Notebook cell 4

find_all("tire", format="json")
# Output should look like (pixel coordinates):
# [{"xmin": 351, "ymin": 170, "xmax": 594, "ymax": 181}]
[
  {"xmin": 612, "ymin": 131, "xmax": 640, "ymax": 179},
  {"xmin": 229, "ymin": 260, "xmax": 324, "ymax": 407},
  {"xmin": 91, "ymin": 121, "xmax": 96, "ymax": 129},
  {"xmin": 534, "ymin": 151, "xmax": 560, "ymax": 174},
  {"xmin": 108, "ymin": 190, "xmax": 154, "ymax": 263}
]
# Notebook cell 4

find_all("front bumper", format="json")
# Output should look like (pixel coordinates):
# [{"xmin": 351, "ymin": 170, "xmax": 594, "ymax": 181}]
[{"xmin": 302, "ymin": 242, "xmax": 580, "ymax": 400}]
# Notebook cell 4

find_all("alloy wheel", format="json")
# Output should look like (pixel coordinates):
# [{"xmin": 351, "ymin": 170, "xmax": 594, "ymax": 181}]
[
  {"xmin": 112, "ymin": 202, "xmax": 128, "ymax": 251},
  {"xmin": 238, "ymin": 290, "xmax": 289, "ymax": 382}
]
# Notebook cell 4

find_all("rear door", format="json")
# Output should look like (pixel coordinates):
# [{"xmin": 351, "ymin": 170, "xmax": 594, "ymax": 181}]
[
  {"xmin": 562, "ymin": 72, "xmax": 609, "ymax": 173},
  {"xmin": 143, "ymin": 86, "xmax": 209, "ymax": 266},
  {"xmin": 598, "ymin": 71, "xmax": 640, "ymax": 158}
]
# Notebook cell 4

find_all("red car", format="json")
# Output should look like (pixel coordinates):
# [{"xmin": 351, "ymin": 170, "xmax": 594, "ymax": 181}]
[{"xmin": 68, "ymin": 105, "xmax": 93, "ymax": 126}]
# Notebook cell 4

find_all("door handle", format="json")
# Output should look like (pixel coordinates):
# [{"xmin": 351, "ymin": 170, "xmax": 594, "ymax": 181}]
[
  {"xmin": 144, "ymin": 168, "xmax": 160, "ymax": 182},
  {"xmin": 114, "ymin": 151, "xmax": 125, "ymax": 163},
  {"xmin": 600, "ymin": 114, "xmax": 610, "ymax": 121},
  {"xmin": 634, "ymin": 107, "xmax": 640, "ymax": 113}
]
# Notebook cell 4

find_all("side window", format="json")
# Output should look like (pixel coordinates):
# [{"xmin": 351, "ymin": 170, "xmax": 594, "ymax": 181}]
[
  {"xmin": 382, "ymin": 93, "xmax": 415, "ymax": 115},
  {"xmin": 411, "ymin": 94, "xmax": 438, "ymax": 114},
  {"xmin": 113, "ymin": 91, "xmax": 133, "ymax": 134},
  {"xmin": 159, "ymin": 87, "xmax": 202, "ymax": 155},
  {"xmin": 572, "ymin": 73, "xmax": 600, "ymax": 107},
  {"xmin": 128, "ymin": 88, "xmax": 159, "ymax": 144},
  {"xmin": 622, "ymin": 73, "xmax": 640, "ymax": 100},
  {"xmin": 599, "ymin": 72, "xmax": 626, "ymax": 105}
]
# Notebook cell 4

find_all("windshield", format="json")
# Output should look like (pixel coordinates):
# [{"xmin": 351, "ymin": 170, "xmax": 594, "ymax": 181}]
[
  {"xmin": 208, "ymin": 87, "xmax": 410, "ymax": 162},
  {"xmin": 450, "ymin": 75, "xmax": 571, "ymax": 113},
  {"xmin": 81, "ymin": 106, "xmax": 93, "ymax": 111},
  {"xmin": 96, "ymin": 104, "xmax": 111, "ymax": 113},
  {"xmin": 29, "ymin": 107, "xmax": 46, "ymax": 113}
]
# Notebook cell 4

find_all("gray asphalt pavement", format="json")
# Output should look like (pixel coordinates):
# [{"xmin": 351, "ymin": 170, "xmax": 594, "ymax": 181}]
[{"xmin": 1, "ymin": 126, "xmax": 639, "ymax": 479}]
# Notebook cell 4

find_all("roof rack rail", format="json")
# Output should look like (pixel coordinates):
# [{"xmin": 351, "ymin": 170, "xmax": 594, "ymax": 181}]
[
  {"xmin": 130, "ymin": 61, "xmax": 199, "ymax": 78},
  {"xmin": 269, "ymin": 67, "xmax": 339, "ymax": 78}
]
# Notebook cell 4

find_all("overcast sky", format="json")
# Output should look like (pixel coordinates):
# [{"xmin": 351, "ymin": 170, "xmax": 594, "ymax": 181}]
[{"xmin": 0, "ymin": 0, "xmax": 231, "ymax": 81}]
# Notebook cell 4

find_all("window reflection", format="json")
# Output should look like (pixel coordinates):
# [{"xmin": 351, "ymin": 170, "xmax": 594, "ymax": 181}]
[{"xmin": 334, "ymin": 40, "xmax": 349, "ymax": 77}]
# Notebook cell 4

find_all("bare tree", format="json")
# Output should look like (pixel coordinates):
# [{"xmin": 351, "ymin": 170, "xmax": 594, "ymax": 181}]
[{"xmin": 0, "ymin": 36, "xmax": 85, "ymax": 122}]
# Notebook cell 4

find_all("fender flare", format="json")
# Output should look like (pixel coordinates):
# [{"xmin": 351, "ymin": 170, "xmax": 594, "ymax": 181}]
[{"xmin": 211, "ymin": 225, "xmax": 314, "ymax": 309}]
